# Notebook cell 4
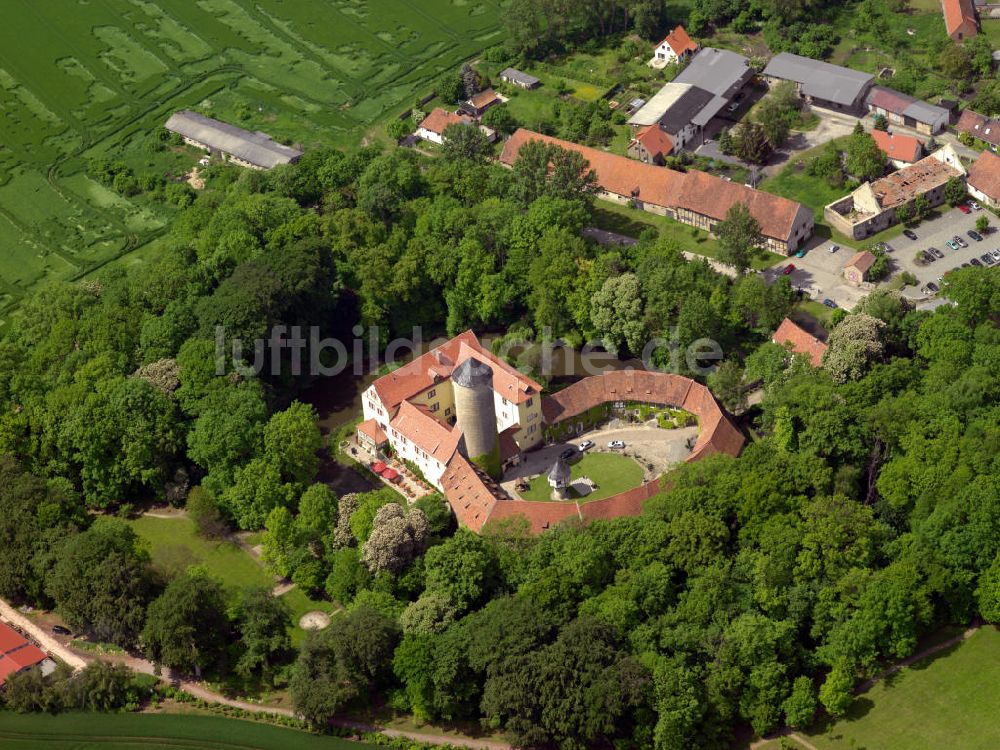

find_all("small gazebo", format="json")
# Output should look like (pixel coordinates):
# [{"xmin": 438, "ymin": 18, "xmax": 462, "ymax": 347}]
[{"xmin": 547, "ymin": 457, "xmax": 572, "ymax": 500}]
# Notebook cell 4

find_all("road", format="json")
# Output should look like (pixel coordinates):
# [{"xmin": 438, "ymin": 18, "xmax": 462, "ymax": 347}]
[{"xmin": 0, "ymin": 598, "xmax": 87, "ymax": 671}]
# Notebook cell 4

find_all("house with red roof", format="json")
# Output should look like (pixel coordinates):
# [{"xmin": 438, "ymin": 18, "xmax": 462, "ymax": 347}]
[
  {"xmin": 957, "ymin": 108, "xmax": 1000, "ymax": 149},
  {"xmin": 772, "ymin": 318, "xmax": 828, "ymax": 367},
  {"xmin": 416, "ymin": 108, "xmax": 474, "ymax": 145},
  {"xmin": 627, "ymin": 124, "xmax": 674, "ymax": 164},
  {"xmin": 942, "ymin": 0, "xmax": 978, "ymax": 41},
  {"xmin": 0, "ymin": 621, "xmax": 54, "ymax": 688},
  {"xmin": 870, "ymin": 129, "xmax": 924, "ymax": 168},
  {"xmin": 967, "ymin": 150, "xmax": 1000, "ymax": 209},
  {"xmin": 654, "ymin": 25, "xmax": 699, "ymax": 64}
]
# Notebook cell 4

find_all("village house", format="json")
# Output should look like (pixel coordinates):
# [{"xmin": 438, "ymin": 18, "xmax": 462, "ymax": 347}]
[
  {"xmin": 627, "ymin": 124, "xmax": 675, "ymax": 164},
  {"xmin": 942, "ymin": 0, "xmax": 978, "ymax": 41},
  {"xmin": 0, "ymin": 622, "xmax": 55, "ymax": 688},
  {"xmin": 844, "ymin": 250, "xmax": 878, "ymax": 286},
  {"xmin": 460, "ymin": 88, "xmax": 500, "ymax": 118},
  {"xmin": 772, "ymin": 318, "xmax": 828, "ymax": 367},
  {"xmin": 164, "ymin": 110, "xmax": 302, "ymax": 170},
  {"xmin": 498, "ymin": 67, "xmax": 540, "ymax": 89},
  {"xmin": 500, "ymin": 128, "xmax": 814, "ymax": 254},
  {"xmin": 956, "ymin": 108, "xmax": 1000, "ymax": 149},
  {"xmin": 966, "ymin": 149, "xmax": 1000, "ymax": 209},
  {"xmin": 870, "ymin": 129, "xmax": 924, "ymax": 168},
  {"xmin": 415, "ymin": 108, "xmax": 473, "ymax": 144},
  {"xmin": 653, "ymin": 25, "xmax": 699, "ymax": 64},
  {"xmin": 630, "ymin": 47, "xmax": 753, "ymax": 151},
  {"xmin": 824, "ymin": 145, "xmax": 966, "ymax": 239},
  {"xmin": 762, "ymin": 52, "xmax": 874, "ymax": 114},
  {"xmin": 865, "ymin": 86, "xmax": 949, "ymax": 135}
]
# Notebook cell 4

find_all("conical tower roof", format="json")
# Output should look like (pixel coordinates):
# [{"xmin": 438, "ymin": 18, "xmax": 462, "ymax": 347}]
[
  {"xmin": 452, "ymin": 357, "xmax": 494, "ymax": 388},
  {"xmin": 547, "ymin": 456, "xmax": 571, "ymax": 483}
]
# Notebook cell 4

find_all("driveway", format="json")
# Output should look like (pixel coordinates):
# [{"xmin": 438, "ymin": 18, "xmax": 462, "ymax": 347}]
[
  {"xmin": 762, "ymin": 238, "xmax": 869, "ymax": 311},
  {"xmin": 0, "ymin": 597, "xmax": 87, "ymax": 671},
  {"xmin": 763, "ymin": 107, "xmax": 858, "ymax": 175},
  {"xmin": 877, "ymin": 204, "xmax": 999, "ymax": 295}
]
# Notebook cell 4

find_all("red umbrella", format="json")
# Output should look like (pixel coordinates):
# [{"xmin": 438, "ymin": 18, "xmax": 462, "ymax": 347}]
[
  {"xmin": 371, "ymin": 461, "xmax": 387, "ymax": 473},
  {"xmin": 381, "ymin": 468, "xmax": 399, "ymax": 481}
]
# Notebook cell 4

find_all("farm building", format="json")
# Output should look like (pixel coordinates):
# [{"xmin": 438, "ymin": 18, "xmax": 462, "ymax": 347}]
[
  {"xmin": 653, "ymin": 25, "xmax": 699, "ymax": 64},
  {"xmin": 956, "ymin": 108, "xmax": 1000, "ymax": 149},
  {"xmin": 942, "ymin": 0, "xmax": 978, "ymax": 40},
  {"xmin": 627, "ymin": 124, "xmax": 675, "ymax": 164},
  {"xmin": 500, "ymin": 129, "xmax": 814, "ymax": 254},
  {"xmin": 460, "ymin": 88, "xmax": 500, "ymax": 118},
  {"xmin": 772, "ymin": 318, "xmax": 828, "ymax": 367},
  {"xmin": 630, "ymin": 47, "xmax": 752, "ymax": 151},
  {"xmin": 824, "ymin": 145, "xmax": 966, "ymax": 239},
  {"xmin": 762, "ymin": 53, "xmax": 874, "ymax": 114},
  {"xmin": 0, "ymin": 622, "xmax": 55, "ymax": 688},
  {"xmin": 416, "ymin": 108, "xmax": 474, "ymax": 144},
  {"xmin": 865, "ymin": 87, "xmax": 949, "ymax": 135},
  {"xmin": 843, "ymin": 250, "xmax": 878, "ymax": 285},
  {"xmin": 870, "ymin": 129, "xmax": 924, "ymax": 168},
  {"xmin": 966, "ymin": 150, "xmax": 1000, "ymax": 209},
  {"xmin": 498, "ymin": 68, "xmax": 539, "ymax": 89},
  {"xmin": 164, "ymin": 111, "xmax": 302, "ymax": 170}
]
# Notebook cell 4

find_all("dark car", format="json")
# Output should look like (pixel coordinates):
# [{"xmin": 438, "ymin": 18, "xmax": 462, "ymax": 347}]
[
  {"xmin": 970, "ymin": 257, "xmax": 983, "ymax": 267},
  {"xmin": 822, "ymin": 298, "xmax": 838, "ymax": 309},
  {"xmin": 922, "ymin": 250, "xmax": 936, "ymax": 263},
  {"xmin": 968, "ymin": 230, "xmax": 984, "ymax": 242},
  {"xmin": 559, "ymin": 447, "xmax": 577, "ymax": 461},
  {"xmin": 926, "ymin": 282, "xmax": 939, "ymax": 293},
  {"xmin": 52, "ymin": 625, "xmax": 71, "ymax": 636},
  {"xmin": 929, "ymin": 247, "xmax": 944, "ymax": 259},
  {"xmin": 903, "ymin": 229, "xmax": 918, "ymax": 241},
  {"xmin": 983, "ymin": 254, "xmax": 995, "ymax": 265}
]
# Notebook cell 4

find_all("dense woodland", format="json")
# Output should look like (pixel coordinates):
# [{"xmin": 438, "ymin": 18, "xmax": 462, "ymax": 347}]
[{"xmin": 2, "ymin": 67, "xmax": 1000, "ymax": 750}]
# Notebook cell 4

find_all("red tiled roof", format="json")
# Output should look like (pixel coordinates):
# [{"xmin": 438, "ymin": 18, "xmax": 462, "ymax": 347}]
[
  {"xmin": 967, "ymin": 149, "xmax": 1000, "ymax": 201},
  {"xmin": 418, "ymin": 108, "xmax": 473, "ymax": 136},
  {"xmin": 579, "ymin": 481, "xmax": 660, "ymax": 521},
  {"xmin": 390, "ymin": 401, "xmax": 461, "ymax": 464},
  {"xmin": 485, "ymin": 499, "xmax": 581, "ymax": 534},
  {"xmin": 357, "ymin": 418, "xmax": 387, "ymax": 444},
  {"xmin": 659, "ymin": 25, "xmax": 698, "ymax": 57},
  {"xmin": 870, "ymin": 130, "xmax": 922, "ymax": 164},
  {"xmin": 772, "ymin": 317, "xmax": 828, "ymax": 367},
  {"xmin": 942, "ymin": 0, "xmax": 977, "ymax": 38},
  {"xmin": 957, "ymin": 109, "xmax": 1000, "ymax": 147},
  {"xmin": 541, "ymin": 370, "xmax": 744, "ymax": 461},
  {"xmin": 633, "ymin": 125, "xmax": 674, "ymax": 157},
  {"xmin": 0, "ymin": 623, "xmax": 47, "ymax": 687},
  {"xmin": 498, "ymin": 424, "xmax": 521, "ymax": 462},
  {"xmin": 5, "ymin": 644, "xmax": 46, "ymax": 670},
  {"xmin": 468, "ymin": 88, "xmax": 499, "ymax": 110},
  {"xmin": 0, "ymin": 622, "xmax": 26, "ymax": 654},
  {"xmin": 499, "ymin": 129, "xmax": 806, "ymax": 243},
  {"xmin": 370, "ymin": 330, "xmax": 542, "ymax": 411},
  {"xmin": 846, "ymin": 250, "xmax": 877, "ymax": 274},
  {"xmin": 440, "ymin": 453, "xmax": 508, "ymax": 532},
  {"xmin": 869, "ymin": 153, "xmax": 961, "ymax": 209}
]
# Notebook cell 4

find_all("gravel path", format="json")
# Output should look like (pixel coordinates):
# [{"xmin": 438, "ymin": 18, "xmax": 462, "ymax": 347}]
[{"xmin": 0, "ymin": 598, "xmax": 87, "ymax": 671}]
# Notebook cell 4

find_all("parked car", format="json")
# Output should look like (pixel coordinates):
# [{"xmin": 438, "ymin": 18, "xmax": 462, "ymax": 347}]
[
  {"xmin": 829, "ymin": 244, "xmax": 840, "ymax": 253},
  {"xmin": 930, "ymin": 247, "xmax": 944, "ymax": 259},
  {"xmin": 946, "ymin": 239, "xmax": 960, "ymax": 251},
  {"xmin": 881, "ymin": 242, "xmax": 894, "ymax": 253},
  {"xmin": 52, "ymin": 625, "xmax": 71, "ymax": 636},
  {"xmin": 607, "ymin": 440, "xmax": 626, "ymax": 450},
  {"xmin": 903, "ymin": 229, "xmax": 918, "ymax": 240},
  {"xmin": 982, "ymin": 254, "xmax": 995, "ymax": 265},
  {"xmin": 726, "ymin": 101, "xmax": 740, "ymax": 113},
  {"xmin": 958, "ymin": 203, "xmax": 971, "ymax": 214},
  {"xmin": 559, "ymin": 447, "xmax": 577, "ymax": 461},
  {"xmin": 991, "ymin": 250, "xmax": 1000, "ymax": 261},
  {"xmin": 782, "ymin": 264, "xmax": 795, "ymax": 275},
  {"xmin": 922, "ymin": 250, "xmax": 936, "ymax": 263},
  {"xmin": 969, "ymin": 230, "xmax": 983, "ymax": 242},
  {"xmin": 577, "ymin": 440, "xmax": 594, "ymax": 452},
  {"xmin": 970, "ymin": 258, "xmax": 983, "ymax": 267},
  {"xmin": 953, "ymin": 236, "xmax": 968, "ymax": 248},
  {"xmin": 971, "ymin": 201, "xmax": 982, "ymax": 210},
  {"xmin": 926, "ymin": 282, "xmax": 939, "ymax": 293},
  {"xmin": 822, "ymin": 298, "xmax": 838, "ymax": 309}
]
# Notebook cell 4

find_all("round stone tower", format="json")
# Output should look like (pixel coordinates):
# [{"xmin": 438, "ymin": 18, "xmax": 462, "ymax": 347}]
[
  {"xmin": 547, "ymin": 456, "xmax": 572, "ymax": 500},
  {"xmin": 452, "ymin": 358, "xmax": 500, "ymax": 476}
]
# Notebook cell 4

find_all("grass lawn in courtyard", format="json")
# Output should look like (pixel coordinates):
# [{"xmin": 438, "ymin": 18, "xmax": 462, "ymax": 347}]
[
  {"xmin": 520, "ymin": 451, "xmax": 645, "ymax": 503},
  {"xmin": 804, "ymin": 627, "xmax": 1000, "ymax": 750},
  {"xmin": 591, "ymin": 199, "xmax": 784, "ymax": 270},
  {"xmin": 0, "ymin": 712, "xmax": 377, "ymax": 750}
]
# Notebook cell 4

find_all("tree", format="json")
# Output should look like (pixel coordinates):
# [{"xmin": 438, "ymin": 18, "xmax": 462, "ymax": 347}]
[
  {"xmin": 939, "ymin": 42, "xmax": 971, "ymax": 82},
  {"xmin": 186, "ymin": 486, "xmax": 228, "ymax": 539},
  {"xmin": 290, "ymin": 606, "xmax": 398, "ymax": 726},
  {"xmin": 512, "ymin": 141, "xmax": 596, "ymax": 205},
  {"xmin": 325, "ymin": 546, "xmax": 371, "ymax": 604},
  {"xmin": 819, "ymin": 662, "xmax": 855, "ymax": 717},
  {"xmin": 709, "ymin": 359, "xmax": 746, "ymax": 413},
  {"xmin": 361, "ymin": 503, "xmax": 429, "ymax": 574},
  {"xmin": 481, "ymin": 105, "xmax": 517, "ymax": 136},
  {"xmin": 716, "ymin": 202, "xmax": 765, "ymax": 273},
  {"xmin": 590, "ymin": 273, "xmax": 646, "ymax": 355},
  {"xmin": 142, "ymin": 571, "xmax": 230, "ymax": 676},
  {"xmin": 944, "ymin": 176, "xmax": 967, "ymax": 207},
  {"xmin": 756, "ymin": 81, "xmax": 799, "ymax": 148},
  {"xmin": 976, "ymin": 214, "xmax": 990, "ymax": 234},
  {"xmin": 845, "ymin": 131, "xmax": 887, "ymax": 181},
  {"xmin": 263, "ymin": 401, "xmax": 322, "ymax": 486},
  {"xmin": 461, "ymin": 63, "xmax": 480, "ymax": 100},
  {"xmin": 895, "ymin": 201, "xmax": 913, "ymax": 226},
  {"xmin": 912, "ymin": 193, "xmax": 930, "ymax": 221},
  {"xmin": 718, "ymin": 127, "xmax": 735, "ymax": 155},
  {"xmin": 735, "ymin": 121, "xmax": 771, "ymax": 164},
  {"xmin": 872, "ymin": 113, "xmax": 888, "ymax": 131},
  {"xmin": 442, "ymin": 123, "xmax": 492, "ymax": 163},
  {"xmin": 231, "ymin": 586, "xmax": 291, "ymax": 680},
  {"xmin": 423, "ymin": 529, "xmax": 499, "ymax": 613},
  {"xmin": 261, "ymin": 505, "xmax": 297, "ymax": 578},
  {"xmin": 356, "ymin": 152, "xmax": 424, "ymax": 221},
  {"xmin": 46, "ymin": 518, "xmax": 153, "ymax": 647},
  {"xmin": 386, "ymin": 116, "xmax": 413, "ymax": 141},
  {"xmin": 823, "ymin": 313, "xmax": 887, "ymax": 383},
  {"xmin": 435, "ymin": 70, "xmax": 464, "ymax": 104},
  {"xmin": 783, "ymin": 675, "xmax": 817, "ymax": 728},
  {"xmin": 399, "ymin": 591, "xmax": 458, "ymax": 635}
]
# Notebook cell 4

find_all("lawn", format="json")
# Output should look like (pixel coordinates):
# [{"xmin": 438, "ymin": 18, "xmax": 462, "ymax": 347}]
[
  {"xmin": 520, "ymin": 451, "xmax": 645, "ymax": 503},
  {"xmin": 591, "ymin": 199, "xmax": 784, "ymax": 270},
  {"xmin": 0, "ymin": 712, "xmax": 378, "ymax": 750},
  {"xmin": 805, "ymin": 627, "xmax": 1000, "ymax": 750}
]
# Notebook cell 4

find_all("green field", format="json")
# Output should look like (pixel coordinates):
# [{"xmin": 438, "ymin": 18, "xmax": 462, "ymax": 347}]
[
  {"xmin": 0, "ymin": 712, "xmax": 378, "ymax": 750},
  {"xmin": 521, "ymin": 451, "xmax": 645, "ymax": 503},
  {"xmin": 805, "ymin": 627, "xmax": 1000, "ymax": 750},
  {"xmin": 127, "ymin": 515, "xmax": 335, "ymax": 641},
  {"xmin": 0, "ymin": 0, "xmax": 506, "ymax": 325}
]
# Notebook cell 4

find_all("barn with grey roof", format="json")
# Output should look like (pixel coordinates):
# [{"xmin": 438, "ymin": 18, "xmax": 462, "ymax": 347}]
[
  {"xmin": 165, "ymin": 110, "xmax": 302, "ymax": 170},
  {"xmin": 763, "ymin": 52, "xmax": 874, "ymax": 114}
]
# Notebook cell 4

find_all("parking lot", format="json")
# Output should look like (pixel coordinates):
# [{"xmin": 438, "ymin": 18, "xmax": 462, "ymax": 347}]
[
  {"xmin": 879, "ymin": 204, "xmax": 1000, "ymax": 295},
  {"xmin": 761, "ymin": 237, "xmax": 870, "ymax": 311}
]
